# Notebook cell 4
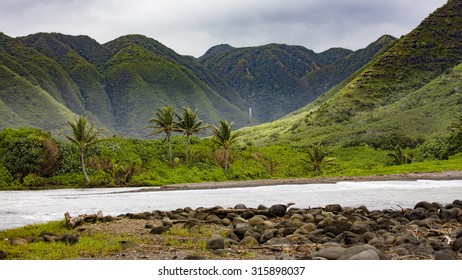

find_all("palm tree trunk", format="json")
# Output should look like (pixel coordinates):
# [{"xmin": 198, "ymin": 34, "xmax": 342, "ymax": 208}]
[
  {"xmin": 167, "ymin": 133, "xmax": 173, "ymax": 165},
  {"xmin": 224, "ymin": 147, "xmax": 229, "ymax": 174},
  {"xmin": 186, "ymin": 134, "xmax": 190, "ymax": 164},
  {"xmin": 80, "ymin": 149, "xmax": 90, "ymax": 183}
]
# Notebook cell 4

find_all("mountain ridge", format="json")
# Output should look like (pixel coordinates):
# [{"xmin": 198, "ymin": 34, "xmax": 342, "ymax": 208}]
[{"xmin": 241, "ymin": 0, "xmax": 462, "ymax": 147}]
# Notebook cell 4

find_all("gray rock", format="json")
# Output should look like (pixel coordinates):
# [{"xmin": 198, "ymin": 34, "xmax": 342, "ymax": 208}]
[
  {"xmin": 221, "ymin": 218, "xmax": 232, "ymax": 226},
  {"xmin": 150, "ymin": 226, "xmax": 170, "ymax": 235},
  {"xmin": 260, "ymin": 229, "xmax": 278, "ymax": 244},
  {"xmin": 0, "ymin": 250, "xmax": 6, "ymax": 259},
  {"xmin": 414, "ymin": 201, "xmax": 434, "ymax": 210},
  {"xmin": 240, "ymin": 211, "xmax": 255, "ymax": 220},
  {"xmin": 317, "ymin": 217, "xmax": 333, "ymax": 229},
  {"xmin": 392, "ymin": 247, "xmax": 409, "ymax": 256},
  {"xmin": 256, "ymin": 221, "xmax": 275, "ymax": 232},
  {"xmin": 325, "ymin": 204, "xmax": 342, "ymax": 213},
  {"xmin": 205, "ymin": 214, "xmax": 222, "ymax": 224},
  {"xmin": 183, "ymin": 218, "xmax": 201, "ymax": 229},
  {"xmin": 396, "ymin": 233, "xmax": 420, "ymax": 246},
  {"xmin": 335, "ymin": 231, "xmax": 363, "ymax": 245},
  {"xmin": 43, "ymin": 235, "xmax": 58, "ymax": 242},
  {"xmin": 452, "ymin": 237, "xmax": 462, "ymax": 251},
  {"xmin": 282, "ymin": 227, "xmax": 297, "ymax": 237},
  {"xmin": 10, "ymin": 238, "xmax": 28, "ymax": 246},
  {"xmin": 232, "ymin": 216, "xmax": 248, "ymax": 225},
  {"xmin": 234, "ymin": 204, "xmax": 247, "ymax": 210},
  {"xmin": 347, "ymin": 249, "xmax": 380, "ymax": 260},
  {"xmin": 339, "ymin": 244, "xmax": 381, "ymax": 260},
  {"xmin": 313, "ymin": 246, "xmax": 346, "ymax": 260},
  {"xmin": 406, "ymin": 209, "xmax": 426, "ymax": 221},
  {"xmin": 350, "ymin": 223, "xmax": 371, "ymax": 235},
  {"xmin": 206, "ymin": 235, "xmax": 225, "ymax": 250},
  {"xmin": 244, "ymin": 230, "xmax": 261, "ymax": 241},
  {"xmin": 266, "ymin": 237, "xmax": 291, "ymax": 246},
  {"xmin": 411, "ymin": 244, "xmax": 434, "ymax": 257},
  {"xmin": 234, "ymin": 223, "xmax": 253, "ymax": 239},
  {"xmin": 225, "ymin": 231, "xmax": 240, "ymax": 242},
  {"xmin": 267, "ymin": 204, "xmax": 288, "ymax": 217},
  {"xmin": 285, "ymin": 234, "xmax": 310, "ymax": 243},
  {"xmin": 248, "ymin": 216, "xmax": 265, "ymax": 226},
  {"xmin": 294, "ymin": 223, "xmax": 317, "ymax": 235},
  {"xmin": 441, "ymin": 208, "xmax": 462, "ymax": 221},
  {"xmin": 434, "ymin": 250, "xmax": 457, "ymax": 260},
  {"xmin": 131, "ymin": 213, "xmax": 147, "ymax": 219},
  {"xmin": 257, "ymin": 205, "xmax": 268, "ymax": 210},
  {"xmin": 430, "ymin": 241, "xmax": 452, "ymax": 251},
  {"xmin": 58, "ymin": 233, "xmax": 78, "ymax": 244},
  {"xmin": 239, "ymin": 236, "xmax": 260, "ymax": 248},
  {"xmin": 303, "ymin": 213, "xmax": 316, "ymax": 223},
  {"xmin": 324, "ymin": 219, "xmax": 352, "ymax": 235},
  {"xmin": 286, "ymin": 219, "xmax": 304, "ymax": 228},
  {"xmin": 31, "ymin": 237, "xmax": 45, "ymax": 243}
]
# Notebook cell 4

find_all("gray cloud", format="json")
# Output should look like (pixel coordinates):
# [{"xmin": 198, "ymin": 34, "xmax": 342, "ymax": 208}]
[{"xmin": 0, "ymin": 0, "xmax": 447, "ymax": 57}]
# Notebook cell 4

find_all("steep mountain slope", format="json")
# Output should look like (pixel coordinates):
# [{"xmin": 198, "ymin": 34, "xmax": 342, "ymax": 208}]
[
  {"xmin": 199, "ymin": 37, "xmax": 394, "ymax": 122},
  {"xmin": 242, "ymin": 0, "xmax": 462, "ymax": 147},
  {"xmin": 0, "ymin": 33, "xmax": 78, "ymax": 132},
  {"xmin": 0, "ymin": 33, "xmax": 255, "ymax": 137}
]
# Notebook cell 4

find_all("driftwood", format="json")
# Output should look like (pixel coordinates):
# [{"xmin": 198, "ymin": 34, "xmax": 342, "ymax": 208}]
[
  {"xmin": 197, "ymin": 207, "xmax": 273, "ymax": 217},
  {"xmin": 64, "ymin": 210, "xmax": 104, "ymax": 229}
]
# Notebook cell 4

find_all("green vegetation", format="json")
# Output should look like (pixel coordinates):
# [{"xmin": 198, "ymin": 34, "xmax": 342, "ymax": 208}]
[
  {"xmin": 212, "ymin": 121, "xmax": 241, "ymax": 174},
  {"xmin": 0, "ymin": 220, "xmax": 141, "ymax": 259},
  {"xmin": 302, "ymin": 143, "xmax": 336, "ymax": 175},
  {"xmin": 1, "ymin": 2, "xmax": 461, "ymax": 191},
  {"xmin": 199, "ymin": 36, "xmax": 395, "ymax": 122},
  {"xmin": 176, "ymin": 107, "xmax": 209, "ymax": 164},
  {"xmin": 148, "ymin": 106, "xmax": 178, "ymax": 165},
  {"xmin": 66, "ymin": 116, "xmax": 103, "ymax": 183}
]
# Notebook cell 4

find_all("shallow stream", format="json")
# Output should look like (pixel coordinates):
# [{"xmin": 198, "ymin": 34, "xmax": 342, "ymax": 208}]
[{"xmin": 1, "ymin": 179, "xmax": 462, "ymax": 230}]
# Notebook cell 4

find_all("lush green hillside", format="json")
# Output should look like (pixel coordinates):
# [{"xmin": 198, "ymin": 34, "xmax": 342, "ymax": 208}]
[
  {"xmin": 241, "ymin": 0, "xmax": 462, "ymax": 147},
  {"xmin": 199, "ymin": 37, "xmax": 394, "ymax": 122},
  {"xmin": 0, "ymin": 33, "xmax": 255, "ymax": 137}
]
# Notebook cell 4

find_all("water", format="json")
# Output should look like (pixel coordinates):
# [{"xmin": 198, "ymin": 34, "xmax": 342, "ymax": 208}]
[{"xmin": 1, "ymin": 179, "xmax": 462, "ymax": 230}]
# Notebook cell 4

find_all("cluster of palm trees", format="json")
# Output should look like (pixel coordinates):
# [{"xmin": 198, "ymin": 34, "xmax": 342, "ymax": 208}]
[
  {"xmin": 66, "ymin": 106, "xmax": 241, "ymax": 182},
  {"xmin": 148, "ymin": 106, "xmax": 241, "ymax": 173}
]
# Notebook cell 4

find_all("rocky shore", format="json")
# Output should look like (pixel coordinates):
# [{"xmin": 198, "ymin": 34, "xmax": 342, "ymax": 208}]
[
  {"xmin": 130, "ymin": 200, "xmax": 462, "ymax": 260},
  {"xmin": 8, "ymin": 198, "xmax": 459, "ymax": 260}
]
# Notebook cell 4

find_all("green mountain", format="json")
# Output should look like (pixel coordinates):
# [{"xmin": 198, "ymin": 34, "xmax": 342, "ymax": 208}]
[
  {"xmin": 199, "ymin": 36, "xmax": 395, "ymax": 122},
  {"xmin": 0, "ymin": 33, "xmax": 255, "ymax": 137},
  {"xmin": 242, "ymin": 0, "xmax": 462, "ymax": 147}
]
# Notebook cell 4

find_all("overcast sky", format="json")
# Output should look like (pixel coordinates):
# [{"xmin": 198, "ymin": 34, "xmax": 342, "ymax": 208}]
[{"xmin": 0, "ymin": 0, "xmax": 447, "ymax": 57}]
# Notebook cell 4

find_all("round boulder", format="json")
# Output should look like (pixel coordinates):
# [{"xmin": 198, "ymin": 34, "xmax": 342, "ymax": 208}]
[
  {"xmin": 58, "ymin": 233, "xmax": 78, "ymax": 244},
  {"xmin": 206, "ymin": 235, "xmax": 225, "ymax": 250},
  {"xmin": 324, "ymin": 204, "xmax": 342, "ymax": 213},
  {"xmin": 239, "ymin": 236, "xmax": 260, "ymax": 248},
  {"xmin": 405, "ymin": 209, "xmax": 426, "ymax": 221},
  {"xmin": 414, "ymin": 201, "xmax": 434, "ymax": 210},
  {"xmin": 267, "ymin": 204, "xmax": 288, "ymax": 217}
]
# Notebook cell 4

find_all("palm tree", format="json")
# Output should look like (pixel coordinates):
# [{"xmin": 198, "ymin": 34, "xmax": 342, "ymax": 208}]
[
  {"xmin": 66, "ymin": 116, "xmax": 102, "ymax": 183},
  {"xmin": 388, "ymin": 145, "xmax": 412, "ymax": 165},
  {"xmin": 176, "ymin": 107, "xmax": 208, "ymax": 164},
  {"xmin": 148, "ymin": 106, "xmax": 178, "ymax": 165},
  {"xmin": 302, "ymin": 143, "xmax": 336, "ymax": 175},
  {"xmin": 212, "ymin": 120, "xmax": 240, "ymax": 173}
]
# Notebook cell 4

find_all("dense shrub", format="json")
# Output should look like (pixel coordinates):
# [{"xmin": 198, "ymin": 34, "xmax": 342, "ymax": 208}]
[
  {"xmin": 0, "ymin": 164, "xmax": 13, "ymax": 188},
  {"xmin": 0, "ymin": 128, "xmax": 59, "ymax": 179}
]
